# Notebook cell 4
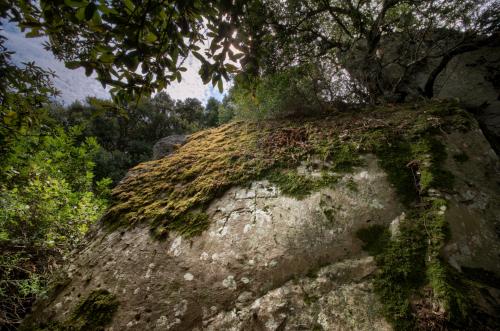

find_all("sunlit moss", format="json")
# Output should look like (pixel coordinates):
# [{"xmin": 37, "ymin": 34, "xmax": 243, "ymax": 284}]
[{"xmin": 103, "ymin": 100, "xmax": 473, "ymax": 241}]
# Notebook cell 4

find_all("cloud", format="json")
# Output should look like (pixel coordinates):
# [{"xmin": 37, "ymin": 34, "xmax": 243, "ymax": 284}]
[
  {"xmin": 166, "ymin": 54, "xmax": 225, "ymax": 103},
  {"xmin": 2, "ymin": 22, "xmax": 224, "ymax": 104}
]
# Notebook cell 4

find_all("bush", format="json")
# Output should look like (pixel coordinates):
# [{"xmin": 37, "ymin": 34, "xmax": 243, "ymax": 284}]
[
  {"xmin": 229, "ymin": 65, "xmax": 325, "ymax": 121},
  {"xmin": 0, "ymin": 126, "xmax": 109, "ymax": 329}
]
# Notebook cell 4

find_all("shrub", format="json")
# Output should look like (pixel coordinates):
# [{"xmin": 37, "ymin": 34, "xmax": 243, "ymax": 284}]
[
  {"xmin": 229, "ymin": 65, "xmax": 325, "ymax": 121},
  {"xmin": 0, "ymin": 126, "xmax": 109, "ymax": 329}
]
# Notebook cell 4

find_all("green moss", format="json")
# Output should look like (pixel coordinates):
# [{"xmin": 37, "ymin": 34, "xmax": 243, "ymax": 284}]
[
  {"xmin": 103, "ymin": 100, "xmax": 470, "ymax": 240},
  {"xmin": 453, "ymin": 152, "xmax": 469, "ymax": 163},
  {"xmin": 426, "ymin": 260, "xmax": 470, "ymax": 324},
  {"xmin": 154, "ymin": 211, "xmax": 210, "ymax": 239},
  {"xmin": 267, "ymin": 170, "xmax": 317, "ymax": 199},
  {"xmin": 412, "ymin": 137, "xmax": 454, "ymax": 192},
  {"xmin": 95, "ymin": 100, "xmax": 480, "ymax": 328},
  {"xmin": 327, "ymin": 142, "xmax": 363, "ymax": 172},
  {"xmin": 303, "ymin": 293, "xmax": 319, "ymax": 305},
  {"xmin": 23, "ymin": 290, "xmax": 119, "ymax": 331},
  {"xmin": 357, "ymin": 197, "xmax": 475, "ymax": 329},
  {"xmin": 345, "ymin": 178, "xmax": 358, "ymax": 192},
  {"xmin": 355, "ymin": 225, "xmax": 390, "ymax": 256},
  {"xmin": 267, "ymin": 169, "xmax": 339, "ymax": 199},
  {"xmin": 322, "ymin": 208, "xmax": 336, "ymax": 225},
  {"xmin": 312, "ymin": 324, "xmax": 324, "ymax": 331},
  {"xmin": 370, "ymin": 133, "xmax": 453, "ymax": 206},
  {"xmin": 373, "ymin": 140, "xmax": 418, "ymax": 205},
  {"xmin": 357, "ymin": 103, "xmax": 473, "ymax": 330},
  {"xmin": 367, "ymin": 215, "xmax": 428, "ymax": 330},
  {"xmin": 68, "ymin": 290, "xmax": 119, "ymax": 330}
]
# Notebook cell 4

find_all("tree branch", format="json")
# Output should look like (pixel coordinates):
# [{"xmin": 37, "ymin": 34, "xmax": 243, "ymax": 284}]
[{"xmin": 423, "ymin": 32, "xmax": 500, "ymax": 98}]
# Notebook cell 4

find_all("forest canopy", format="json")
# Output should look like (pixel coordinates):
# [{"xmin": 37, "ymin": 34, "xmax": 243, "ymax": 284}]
[{"xmin": 2, "ymin": 0, "xmax": 498, "ymax": 104}]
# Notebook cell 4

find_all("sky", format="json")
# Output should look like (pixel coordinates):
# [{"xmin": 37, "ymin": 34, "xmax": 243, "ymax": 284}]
[{"xmin": 2, "ymin": 22, "xmax": 224, "ymax": 105}]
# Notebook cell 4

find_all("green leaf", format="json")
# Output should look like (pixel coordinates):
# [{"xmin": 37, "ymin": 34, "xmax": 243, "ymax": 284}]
[
  {"xmin": 85, "ymin": 3, "xmax": 97, "ymax": 21},
  {"xmin": 145, "ymin": 32, "xmax": 157, "ymax": 43},
  {"xmin": 64, "ymin": 0, "xmax": 88, "ymax": 8},
  {"xmin": 75, "ymin": 7, "xmax": 86, "ymax": 21},
  {"xmin": 99, "ymin": 53, "xmax": 115, "ymax": 63},
  {"xmin": 98, "ymin": 4, "xmax": 118, "ymax": 15},
  {"xmin": 65, "ymin": 61, "xmax": 81, "ymax": 69},
  {"xmin": 217, "ymin": 79, "xmax": 223, "ymax": 93},
  {"xmin": 225, "ymin": 63, "xmax": 238, "ymax": 73},
  {"xmin": 122, "ymin": 0, "xmax": 135, "ymax": 13},
  {"xmin": 85, "ymin": 66, "xmax": 93, "ymax": 76},
  {"xmin": 26, "ymin": 29, "xmax": 42, "ymax": 38},
  {"xmin": 123, "ymin": 54, "xmax": 139, "ymax": 71},
  {"xmin": 192, "ymin": 51, "xmax": 205, "ymax": 63},
  {"xmin": 91, "ymin": 11, "xmax": 102, "ymax": 25}
]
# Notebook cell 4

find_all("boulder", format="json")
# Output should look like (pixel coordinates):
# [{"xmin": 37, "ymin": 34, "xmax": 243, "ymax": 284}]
[
  {"xmin": 343, "ymin": 33, "xmax": 500, "ymax": 152},
  {"xmin": 23, "ymin": 102, "xmax": 500, "ymax": 331},
  {"xmin": 152, "ymin": 134, "xmax": 187, "ymax": 159}
]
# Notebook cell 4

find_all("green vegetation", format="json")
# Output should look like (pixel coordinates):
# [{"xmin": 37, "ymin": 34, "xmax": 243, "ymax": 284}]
[
  {"xmin": 355, "ymin": 116, "xmax": 478, "ymax": 331},
  {"xmin": 5, "ymin": 0, "xmax": 496, "ymax": 106},
  {"xmin": 21, "ymin": 290, "xmax": 119, "ymax": 331},
  {"xmin": 0, "ymin": 89, "xmax": 220, "ymax": 328},
  {"xmin": 0, "ymin": 126, "xmax": 109, "ymax": 328},
  {"xmin": 4, "ymin": 0, "xmax": 250, "ymax": 102},
  {"xmin": 2, "ymin": 1, "xmax": 497, "ymax": 329},
  {"xmin": 267, "ymin": 170, "xmax": 339, "ymax": 199},
  {"xmin": 0, "ymin": 64, "xmax": 217, "ymax": 328},
  {"xmin": 105, "ymin": 100, "xmax": 472, "ymax": 240},
  {"xmin": 224, "ymin": 65, "xmax": 328, "ymax": 121},
  {"xmin": 372, "ymin": 136, "xmax": 454, "ymax": 205},
  {"xmin": 356, "ymin": 201, "xmax": 468, "ymax": 330},
  {"xmin": 51, "ymin": 93, "xmax": 219, "ymax": 184},
  {"xmin": 153, "ymin": 211, "xmax": 211, "ymax": 239},
  {"xmin": 355, "ymin": 225, "xmax": 391, "ymax": 256},
  {"xmin": 68, "ymin": 290, "xmax": 119, "ymax": 330}
]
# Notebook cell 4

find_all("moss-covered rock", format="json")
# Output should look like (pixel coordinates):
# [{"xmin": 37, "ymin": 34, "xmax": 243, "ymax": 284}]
[
  {"xmin": 21, "ymin": 290, "xmax": 118, "ymax": 331},
  {"xmin": 104, "ymin": 100, "xmax": 472, "ymax": 237},
  {"xmin": 26, "ymin": 101, "xmax": 500, "ymax": 331}
]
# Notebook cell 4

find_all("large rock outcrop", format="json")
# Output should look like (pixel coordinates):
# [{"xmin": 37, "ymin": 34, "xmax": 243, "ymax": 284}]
[
  {"xmin": 343, "ymin": 33, "xmax": 500, "ymax": 152},
  {"xmin": 24, "ymin": 101, "xmax": 500, "ymax": 331}
]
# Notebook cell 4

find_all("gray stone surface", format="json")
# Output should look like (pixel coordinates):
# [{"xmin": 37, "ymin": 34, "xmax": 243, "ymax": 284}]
[
  {"xmin": 434, "ymin": 48, "xmax": 500, "ymax": 152},
  {"xmin": 28, "ymin": 129, "xmax": 500, "ymax": 330},
  {"xmin": 344, "ymin": 34, "xmax": 500, "ymax": 151},
  {"xmin": 152, "ymin": 135, "xmax": 187, "ymax": 159},
  {"xmin": 32, "ymin": 155, "xmax": 401, "ymax": 330},
  {"xmin": 441, "ymin": 129, "xmax": 500, "ymax": 273}
]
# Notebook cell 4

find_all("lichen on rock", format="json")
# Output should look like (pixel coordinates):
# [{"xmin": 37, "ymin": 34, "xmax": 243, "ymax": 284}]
[
  {"xmin": 103, "ymin": 100, "xmax": 473, "ymax": 238},
  {"xmin": 25, "ymin": 100, "xmax": 500, "ymax": 331}
]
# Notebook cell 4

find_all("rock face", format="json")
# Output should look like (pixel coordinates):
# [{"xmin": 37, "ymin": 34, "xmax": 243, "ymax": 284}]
[
  {"xmin": 25, "ymin": 103, "xmax": 500, "ymax": 331},
  {"xmin": 152, "ymin": 135, "xmax": 187, "ymax": 159},
  {"xmin": 344, "ymin": 34, "xmax": 500, "ymax": 152},
  {"xmin": 433, "ymin": 47, "xmax": 500, "ymax": 153},
  {"xmin": 34, "ymin": 156, "xmax": 398, "ymax": 330}
]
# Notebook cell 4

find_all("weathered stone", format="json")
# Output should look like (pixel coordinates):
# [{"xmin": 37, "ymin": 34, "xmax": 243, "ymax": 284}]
[
  {"xmin": 152, "ymin": 134, "xmax": 187, "ymax": 159},
  {"xmin": 27, "ymin": 155, "xmax": 404, "ymax": 330},
  {"xmin": 343, "ymin": 33, "xmax": 500, "ymax": 152},
  {"xmin": 25, "ymin": 121, "xmax": 500, "ymax": 330}
]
